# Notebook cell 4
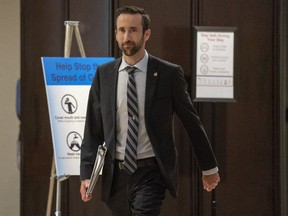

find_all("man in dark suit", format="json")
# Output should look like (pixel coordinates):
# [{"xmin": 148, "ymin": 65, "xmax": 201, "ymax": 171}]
[{"xmin": 80, "ymin": 6, "xmax": 220, "ymax": 216}]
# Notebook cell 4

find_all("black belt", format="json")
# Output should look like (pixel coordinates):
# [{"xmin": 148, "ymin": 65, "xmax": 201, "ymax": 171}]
[{"xmin": 115, "ymin": 157, "xmax": 157, "ymax": 170}]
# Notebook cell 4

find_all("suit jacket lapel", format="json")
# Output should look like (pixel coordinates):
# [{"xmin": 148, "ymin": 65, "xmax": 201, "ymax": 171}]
[
  {"xmin": 112, "ymin": 58, "xmax": 121, "ymax": 131},
  {"xmin": 104, "ymin": 58, "xmax": 121, "ymax": 151},
  {"xmin": 145, "ymin": 55, "xmax": 159, "ymax": 118},
  {"xmin": 106, "ymin": 58, "xmax": 121, "ymax": 111}
]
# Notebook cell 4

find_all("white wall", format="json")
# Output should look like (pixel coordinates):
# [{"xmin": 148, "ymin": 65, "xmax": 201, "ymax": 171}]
[{"xmin": 0, "ymin": 0, "xmax": 20, "ymax": 215}]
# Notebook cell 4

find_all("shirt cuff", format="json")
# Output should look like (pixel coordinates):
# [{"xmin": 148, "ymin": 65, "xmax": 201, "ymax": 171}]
[{"xmin": 202, "ymin": 167, "xmax": 219, "ymax": 176}]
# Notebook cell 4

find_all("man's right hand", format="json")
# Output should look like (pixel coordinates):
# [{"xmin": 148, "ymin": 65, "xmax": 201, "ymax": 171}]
[{"xmin": 80, "ymin": 179, "xmax": 92, "ymax": 202}]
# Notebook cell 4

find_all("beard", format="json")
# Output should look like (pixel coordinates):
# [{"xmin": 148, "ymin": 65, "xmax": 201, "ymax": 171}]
[{"xmin": 119, "ymin": 37, "xmax": 145, "ymax": 56}]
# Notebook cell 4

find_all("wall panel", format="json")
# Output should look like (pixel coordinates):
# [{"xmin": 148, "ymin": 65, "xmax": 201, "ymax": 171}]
[
  {"xmin": 21, "ymin": 1, "xmax": 112, "ymax": 215},
  {"xmin": 199, "ymin": 0, "xmax": 277, "ymax": 215},
  {"xmin": 21, "ymin": 1, "xmax": 64, "ymax": 215},
  {"xmin": 66, "ymin": 0, "xmax": 112, "ymax": 215}
]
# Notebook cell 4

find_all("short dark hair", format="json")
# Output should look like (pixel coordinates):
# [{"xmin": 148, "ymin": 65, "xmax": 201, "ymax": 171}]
[{"xmin": 115, "ymin": 6, "xmax": 151, "ymax": 32}]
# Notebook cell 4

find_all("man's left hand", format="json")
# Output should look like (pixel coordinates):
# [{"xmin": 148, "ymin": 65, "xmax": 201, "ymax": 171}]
[{"xmin": 202, "ymin": 172, "xmax": 220, "ymax": 192}]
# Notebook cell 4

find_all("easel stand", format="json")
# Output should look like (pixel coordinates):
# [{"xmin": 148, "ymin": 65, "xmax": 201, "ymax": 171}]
[{"xmin": 46, "ymin": 20, "xmax": 86, "ymax": 216}]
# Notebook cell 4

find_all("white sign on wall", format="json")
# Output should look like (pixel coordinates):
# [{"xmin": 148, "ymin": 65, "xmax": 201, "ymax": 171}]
[{"xmin": 193, "ymin": 26, "xmax": 237, "ymax": 102}]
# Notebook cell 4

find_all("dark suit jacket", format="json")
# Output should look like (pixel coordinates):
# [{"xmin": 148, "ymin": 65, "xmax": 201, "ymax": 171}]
[{"xmin": 80, "ymin": 55, "xmax": 218, "ymax": 201}]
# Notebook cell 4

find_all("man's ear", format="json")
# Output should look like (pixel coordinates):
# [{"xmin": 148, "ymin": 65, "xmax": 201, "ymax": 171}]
[{"xmin": 144, "ymin": 29, "xmax": 151, "ymax": 42}]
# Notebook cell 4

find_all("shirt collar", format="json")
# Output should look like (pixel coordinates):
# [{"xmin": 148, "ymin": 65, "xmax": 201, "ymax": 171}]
[{"xmin": 119, "ymin": 50, "xmax": 149, "ymax": 73}]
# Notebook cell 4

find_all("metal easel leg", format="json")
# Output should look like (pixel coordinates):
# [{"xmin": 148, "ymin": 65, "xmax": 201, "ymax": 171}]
[
  {"xmin": 64, "ymin": 21, "xmax": 74, "ymax": 58},
  {"xmin": 55, "ymin": 176, "xmax": 69, "ymax": 216},
  {"xmin": 46, "ymin": 158, "xmax": 56, "ymax": 216},
  {"xmin": 74, "ymin": 25, "xmax": 86, "ymax": 57}
]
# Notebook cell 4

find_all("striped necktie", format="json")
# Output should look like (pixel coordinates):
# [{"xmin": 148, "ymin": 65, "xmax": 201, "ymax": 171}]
[{"xmin": 123, "ymin": 66, "xmax": 139, "ymax": 175}]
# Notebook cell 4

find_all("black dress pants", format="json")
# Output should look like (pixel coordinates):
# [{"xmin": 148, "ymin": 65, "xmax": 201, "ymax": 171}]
[{"xmin": 106, "ymin": 159, "xmax": 166, "ymax": 216}]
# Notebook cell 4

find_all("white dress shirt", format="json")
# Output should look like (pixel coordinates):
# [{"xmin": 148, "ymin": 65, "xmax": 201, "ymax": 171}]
[{"xmin": 116, "ymin": 51, "xmax": 155, "ymax": 160}]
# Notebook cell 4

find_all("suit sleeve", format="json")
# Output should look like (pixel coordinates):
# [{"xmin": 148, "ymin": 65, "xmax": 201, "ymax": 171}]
[
  {"xmin": 80, "ymin": 68, "xmax": 105, "ymax": 180},
  {"xmin": 171, "ymin": 66, "xmax": 218, "ymax": 171}
]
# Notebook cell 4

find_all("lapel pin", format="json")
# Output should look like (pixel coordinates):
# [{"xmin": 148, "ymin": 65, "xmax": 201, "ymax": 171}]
[{"xmin": 154, "ymin": 72, "xmax": 158, "ymax": 77}]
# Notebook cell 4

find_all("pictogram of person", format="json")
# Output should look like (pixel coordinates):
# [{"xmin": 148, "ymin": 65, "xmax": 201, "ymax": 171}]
[{"xmin": 65, "ymin": 97, "xmax": 75, "ymax": 114}]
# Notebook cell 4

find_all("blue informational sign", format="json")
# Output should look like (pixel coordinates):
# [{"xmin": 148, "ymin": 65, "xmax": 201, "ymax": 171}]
[
  {"xmin": 42, "ymin": 57, "xmax": 114, "ymax": 176},
  {"xmin": 42, "ymin": 57, "xmax": 114, "ymax": 85}
]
